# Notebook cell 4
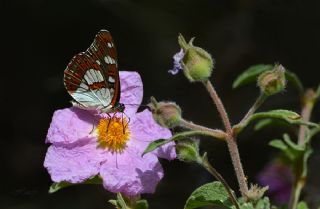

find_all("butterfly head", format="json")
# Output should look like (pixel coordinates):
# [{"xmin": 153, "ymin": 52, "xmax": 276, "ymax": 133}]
[{"xmin": 114, "ymin": 102, "xmax": 125, "ymax": 113}]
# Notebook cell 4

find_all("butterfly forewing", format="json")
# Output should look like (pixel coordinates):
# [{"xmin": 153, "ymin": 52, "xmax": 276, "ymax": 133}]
[{"xmin": 63, "ymin": 30, "xmax": 120, "ymax": 112}]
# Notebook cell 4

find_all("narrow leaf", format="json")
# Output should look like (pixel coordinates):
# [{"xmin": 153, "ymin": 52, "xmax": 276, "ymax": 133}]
[
  {"xmin": 233, "ymin": 64, "xmax": 304, "ymax": 95},
  {"xmin": 142, "ymin": 131, "xmax": 215, "ymax": 157},
  {"xmin": 184, "ymin": 181, "xmax": 233, "ymax": 209},
  {"xmin": 135, "ymin": 200, "xmax": 149, "ymax": 209},
  {"xmin": 235, "ymin": 109, "xmax": 318, "ymax": 134},
  {"xmin": 49, "ymin": 175, "xmax": 102, "ymax": 193},
  {"xmin": 142, "ymin": 139, "xmax": 168, "ymax": 156},
  {"xmin": 269, "ymin": 139, "xmax": 288, "ymax": 151},
  {"xmin": 285, "ymin": 70, "xmax": 304, "ymax": 95},
  {"xmin": 233, "ymin": 64, "xmax": 273, "ymax": 88}
]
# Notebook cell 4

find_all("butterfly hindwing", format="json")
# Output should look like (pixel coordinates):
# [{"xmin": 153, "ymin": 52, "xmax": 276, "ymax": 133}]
[{"xmin": 63, "ymin": 30, "xmax": 120, "ymax": 112}]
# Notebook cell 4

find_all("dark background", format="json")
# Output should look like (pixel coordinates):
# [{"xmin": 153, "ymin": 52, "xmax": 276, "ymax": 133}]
[{"xmin": 2, "ymin": 0, "xmax": 320, "ymax": 208}]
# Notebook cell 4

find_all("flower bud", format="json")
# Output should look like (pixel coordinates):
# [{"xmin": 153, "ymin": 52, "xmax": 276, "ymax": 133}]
[
  {"xmin": 246, "ymin": 184, "xmax": 268, "ymax": 202},
  {"xmin": 176, "ymin": 34, "xmax": 214, "ymax": 82},
  {"xmin": 176, "ymin": 138, "xmax": 200, "ymax": 163},
  {"xmin": 148, "ymin": 97, "xmax": 182, "ymax": 128},
  {"xmin": 257, "ymin": 64, "xmax": 286, "ymax": 96}
]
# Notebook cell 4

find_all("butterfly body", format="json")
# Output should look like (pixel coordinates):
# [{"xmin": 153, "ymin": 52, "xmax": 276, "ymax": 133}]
[{"xmin": 64, "ymin": 30, "xmax": 124, "ymax": 113}]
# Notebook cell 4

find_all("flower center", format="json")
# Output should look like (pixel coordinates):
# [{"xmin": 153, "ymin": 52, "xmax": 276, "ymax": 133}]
[{"xmin": 97, "ymin": 117, "xmax": 130, "ymax": 153}]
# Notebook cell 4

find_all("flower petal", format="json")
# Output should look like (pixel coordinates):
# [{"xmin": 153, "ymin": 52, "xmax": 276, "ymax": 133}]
[
  {"xmin": 46, "ymin": 107, "xmax": 97, "ymax": 145},
  {"xmin": 130, "ymin": 109, "xmax": 176, "ymax": 160},
  {"xmin": 44, "ymin": 140, "xmax": 107, "ymax": 183},
  {"xmin": 119, "ymin": 71, "xmax": 143, "ymax": 117},
  {"xmin": 100, "ymin": 146, "xmax": 163, "ymax": 196},
  {"xmin": 168, "ymin": 49, "xmax": 184, "ymax": 75}
]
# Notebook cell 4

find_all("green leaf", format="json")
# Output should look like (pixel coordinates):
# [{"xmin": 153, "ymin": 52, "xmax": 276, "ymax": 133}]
[
  {"xmin": 109, "ymin": 194, "xmax": 148, "ymax": 209},
  {"xmin": 233, "ymin": 64, "xmax": 304, "ymax": 94},
  {"xmin": 142, "ymin": 139, "xmax": 168, "ymax": 156},
  {"xmin": 233, "ymin": 64, "xmax": 273, "ymax": 88},
  {"xmin": 254, "ymin": 118, "xmax": 294, "ymax": 131},
  {"xmin": 297, "ymin": 201, "xmax": 309, "ymax": 209},
  {"xmin": 285, "ymin": 70, "xmax": 304, "ymax": 95},
  {"xmin": 255, "ymin": 197, "xmax": 271, "ymax": 209},
  {"xmin": 135, "ymin": 200, "xmax": 148, "ymax": 209},
  {"xmin": 269, "ymin": 139, "xmax": 288, "ymax": 151},
  {"xmin": 49, "ymin": 182, "xmax": 73, "ymax": 193},
  {"xmin": 234, "ymin": 109, "xmax": 318, "ymax": 134},
  {"xmin": 142, "ymin": 131, "xmax": 215, "ymax": 157},
  {"xmin": 254, "ymin": 118, "xmax": 274, "ymax": 131},
  {"xmin": 184, "ymin": 181, "xmax": 233, "ymax": 209},
  {"xmin": 49, "ymin": 175, "xmax": 102, "ymax": 193}
]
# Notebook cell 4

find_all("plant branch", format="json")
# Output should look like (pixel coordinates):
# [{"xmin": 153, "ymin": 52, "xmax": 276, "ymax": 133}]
[
  {"xmin": 225, "ymin": 135, "xmax": 248, "ymax": 198},
  {"xmin": 203, "ymin": 80, "xmax": 249, "ymax": 198},
  {"xmin": 180, "ymin": 118, "xmax": 227, "ymax": 140},
  {"xmin": 200, "ymin": 153, "xmax": 240, "ymax": 209},
  {"xmin": 298, "ymin": 89, "xmax": 316, "ymax": 145},
  {"xmin": 203, "ymin": 80, "xmax": 232, "ymax": 134},
  {"xmin": 289, "ymin": 89, "xmax": 316, "ymax": 209},
  {"xmin": 239, "ymin": 93, "xmax": 267, "ymax": 124}
]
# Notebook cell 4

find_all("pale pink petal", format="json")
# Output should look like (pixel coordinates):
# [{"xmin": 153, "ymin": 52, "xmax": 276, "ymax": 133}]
[
  {"xmin": 44, "ymin": 139, "xmax": 107, "ymax": 183},
  {"xmin": 46, "ymin": 107, "xmax": 97, "ymax": 145},
  {"xmin": 129, "ymin": 109, "xmax": 176, "ymax": 160},
  {"xmin": 168, "ymin": 49, "xmax": 184, "ymax": 75},
  {"xmin": 119, "ymin": 71, "xmax": 143, "ymax": 117},
  {"xmin": 100, "ymin": 146, "xmax": 163, "ymax": 196}
]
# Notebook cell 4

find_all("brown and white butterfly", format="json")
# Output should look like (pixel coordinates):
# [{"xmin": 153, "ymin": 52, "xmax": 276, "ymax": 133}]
[{"xmin": 64, "ymin": 29, "xmax": 125, "ymax": 113}]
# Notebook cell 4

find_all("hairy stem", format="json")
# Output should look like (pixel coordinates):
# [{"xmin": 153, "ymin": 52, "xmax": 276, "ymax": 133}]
[
  {"xmin": 289, "ymin": 89, "xmax": 316, "ymax": 209},
  {"xmin": 203, "ymin": 80, "xmax": 233, "ymax": 134},
  {"xmin": 200, "ymin": 153, "xmax": 240, "ymax": 209},
  {"xmin": 180, "ymin": 118, "xmax": 227, "ymax": 140},
  {"xmin": 298, "ymin": 89, "xmax": 315, "ymax": 145},
  {"xmin": 240, "ymin": 93, "xmax": 267, "ymax": 124},
  {"xmin": 226, "ymin": 135, "xmax": 248, "ymax": 198},
  {"xmin": 203, "ymin": 80, "xmax": 248, "ymax": 198}
]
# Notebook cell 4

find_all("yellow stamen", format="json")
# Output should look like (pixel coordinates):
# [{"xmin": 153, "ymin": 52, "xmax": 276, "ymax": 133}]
[{"xmin": 97, "ymin": 117, "xmax": 130, "ymax": 153}]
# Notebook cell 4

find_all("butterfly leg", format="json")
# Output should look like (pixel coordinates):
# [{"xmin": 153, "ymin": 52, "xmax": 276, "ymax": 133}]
[
  {"xmin": 122, "ymin": 112, "xmax": 130, "ymax": 134},
  {"xmin": 89, "ymin": 113, "xmax": 99, "ymax": 134}
]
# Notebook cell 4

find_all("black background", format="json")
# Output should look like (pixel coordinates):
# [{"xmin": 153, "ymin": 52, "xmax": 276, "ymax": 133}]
[{"xmin": 2, "ymin": 0, "xmax": 320, "ymax": 208}]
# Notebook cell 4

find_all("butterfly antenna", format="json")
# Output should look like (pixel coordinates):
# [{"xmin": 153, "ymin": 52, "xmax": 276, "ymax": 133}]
[{"xmin": 124, "ymin": 104, "xmax": 149, "ymax": 108}]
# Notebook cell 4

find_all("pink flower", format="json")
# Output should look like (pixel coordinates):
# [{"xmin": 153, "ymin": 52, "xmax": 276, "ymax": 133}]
[
  {"xmin": 257, "ymin": 159, "xmax": 292, "ymax": 204},
  {"xmin": 44, "ymin": 71, "xmax": 176, "ymax": 196}
]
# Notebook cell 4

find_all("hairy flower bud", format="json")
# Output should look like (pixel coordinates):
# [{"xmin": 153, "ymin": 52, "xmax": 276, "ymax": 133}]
[
  {"xmin": 246, "ymin": 184, "xmax": 269, "ymax": 202},
  {"xmin": 257, "ymin": 64, "xmax": 286, "ymax": 96},
  {"xmin": 176, "ymin": 138, "xmax": 200, "ymax": 163},
  {"xmin": 148, "ymin": 97, "xmax": 182, "ymax": 128},
  {"xmin": 175, "ymin": 34, "xmax": 214, "ymax": 82}
]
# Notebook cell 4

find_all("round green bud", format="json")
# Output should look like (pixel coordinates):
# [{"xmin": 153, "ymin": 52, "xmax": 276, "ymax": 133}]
[
  {"xmin": 176, "ymin": 138, "xmax": 200, "ymax": 163},
  {"xmin": 257, "ymin": 64, "xmax": 286, "ymax": 96},
  {"xmin": 178, "ymin": 34, "xmax": 214, "ymax": 82},
  {"xmin": 148, "ymin": 97, "xmax": 182, "ymax": 128}
]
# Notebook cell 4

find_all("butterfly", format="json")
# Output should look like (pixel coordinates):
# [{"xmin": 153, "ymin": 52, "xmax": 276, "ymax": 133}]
[{"xmin": 64, "ymin": 29, "xmax": 125, "ymax": 113}]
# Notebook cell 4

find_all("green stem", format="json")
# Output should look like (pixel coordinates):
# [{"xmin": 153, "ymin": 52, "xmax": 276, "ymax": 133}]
[
  {"xmin": 200, "ymin": 153, "xmax": 240, "ymax": 209},
  {"xmin": 298, "ymin": 89, "xmax": 316, "ymax": 145},
  {"xmin": 289, "ymin": 89, "xmax": 316, "ymax": 209},
  {"xmin": 180, "ymin": 118, "xmax": 227, "ymax": 140},
  {"xmin": 239, "ymin": 93, "xmax": 267, "ymax": 124},
  {"xmin": 288, "ymin": 181, "xmax": 304, "ymax": 209}
]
